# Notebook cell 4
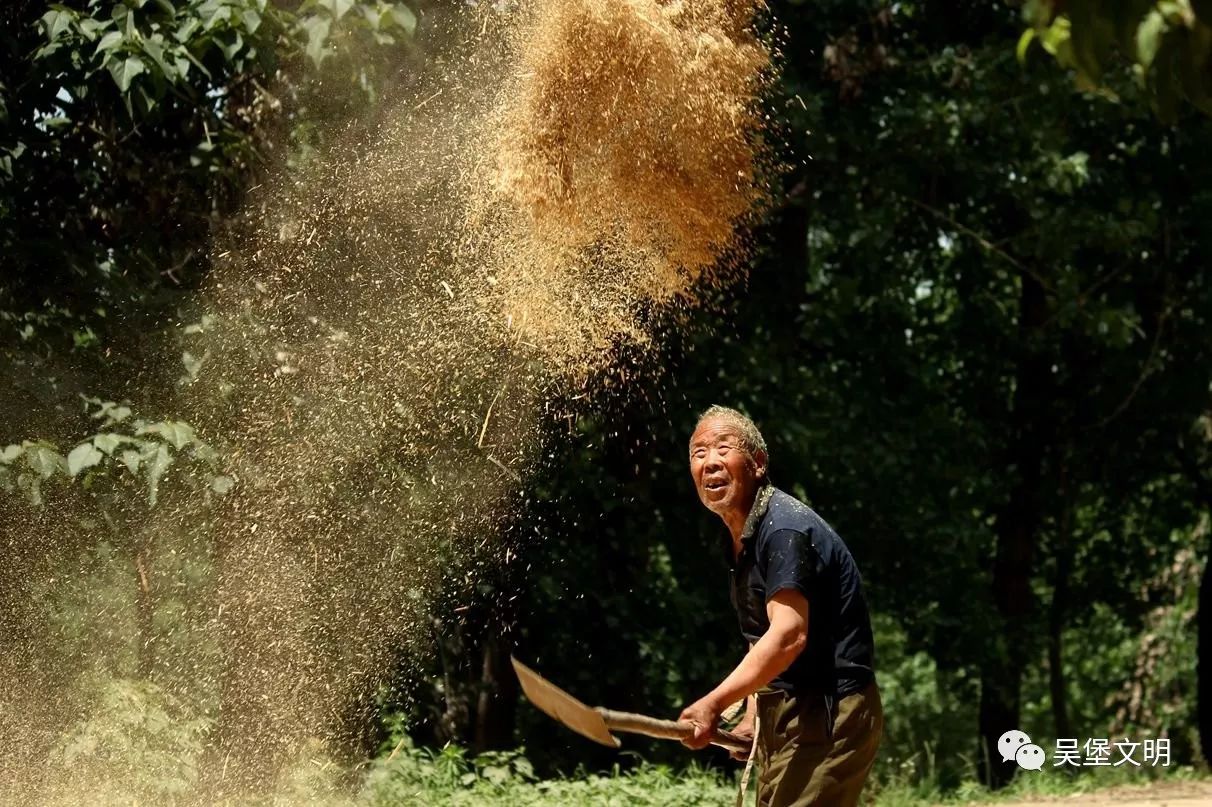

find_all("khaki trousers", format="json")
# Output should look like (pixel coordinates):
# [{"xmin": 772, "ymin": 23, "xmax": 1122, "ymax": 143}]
[{"xmin": 754, "ymin": 682, "xmax": 883, "ymax": 807}]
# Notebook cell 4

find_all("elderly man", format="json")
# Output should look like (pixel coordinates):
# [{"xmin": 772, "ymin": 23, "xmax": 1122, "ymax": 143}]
[{"xmin": 678, "ymin": 405, "xmax": 883, "ymax": 807}]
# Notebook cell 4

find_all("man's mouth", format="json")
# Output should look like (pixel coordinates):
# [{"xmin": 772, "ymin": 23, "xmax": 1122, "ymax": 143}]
[{"xmin": 704, "ymin": 479, "xmax": 729, "ymax": 493}]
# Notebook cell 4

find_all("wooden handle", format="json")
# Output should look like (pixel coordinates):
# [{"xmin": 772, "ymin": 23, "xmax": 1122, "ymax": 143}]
[{"xmin": 596, "ymin": 709, "xmax": 753, "ymax": 753}]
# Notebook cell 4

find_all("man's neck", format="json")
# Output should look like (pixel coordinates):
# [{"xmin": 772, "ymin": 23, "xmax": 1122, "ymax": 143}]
[
  {"xmin": 724, "ymin": 487, "xmax": 761, "ymax": 553},
  {"xmin": 726, "ymin": 512, "xmax": 747, "ymax": 548},
  {"xmin": 729, "ymin": 483, "xmax": 777, "ymax": 559}
]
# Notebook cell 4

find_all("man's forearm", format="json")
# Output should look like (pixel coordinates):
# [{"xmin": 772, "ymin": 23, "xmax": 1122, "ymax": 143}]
[{"xmin": 702, "ymin": 626, "xmax": 805, "ymax": 711}]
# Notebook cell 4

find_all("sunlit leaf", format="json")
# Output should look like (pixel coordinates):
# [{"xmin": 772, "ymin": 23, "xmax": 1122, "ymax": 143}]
[
  {"xmin": 303, "ymin": 16, "xmax": 332, "ymax": 67},
  {"xmin": 389, "ymin": 3, "xmax": 416, "ymax": 36},
  {"xmin": 120, "ymin": 449, "xmax": 142, "ymax": 475},
  {"xmin": 1136, "ymin": 10, "xmax": 1166, "ymax": 70},
  {"xmin": 146, "ymin": 444, "xmax": 173, "ymax": 506},
  {"xmin": 93, "ymin": 433, "xmax": 135, "ymax": 455},
  {"xmin": 42, "ymin": 9, "xmax": 75, "ymax": 40},
  {"xmin": 109, "ymin": 54, "xmax": 145, "ymax": 93},
  {"xmin": 138, "ymin": 420, "xmax": 196, "ymax": 449},
  {"xmin": 67, "ymin": 442, "xmax": 104, "ymax": 476},
  {"xmin": 26, "ymin": 444, "xmax": 66, "ymax": 479},
  {"xmin": 1017, "ymin": 29, "xmax": 1036, "ymax": 64},
  {"xmin": 95, "ymin": 30, "xmax": 124, "ymax": 55}
]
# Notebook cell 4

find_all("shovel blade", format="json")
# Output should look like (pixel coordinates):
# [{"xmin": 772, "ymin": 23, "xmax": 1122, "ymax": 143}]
[{"xmin": 511, "ymin": 656, "xmax": 621, "ymax": 749}]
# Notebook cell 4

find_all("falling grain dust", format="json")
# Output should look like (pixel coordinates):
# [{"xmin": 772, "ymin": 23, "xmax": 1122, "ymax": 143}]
[{"xmin": 0, "ymin": 0, "xmax": 775, "ymax": 803}]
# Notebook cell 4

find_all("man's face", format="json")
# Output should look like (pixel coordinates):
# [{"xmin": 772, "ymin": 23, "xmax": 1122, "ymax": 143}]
[{"xmin": 689, "ymin": 418, "xmax": 767, "ymax": 519}]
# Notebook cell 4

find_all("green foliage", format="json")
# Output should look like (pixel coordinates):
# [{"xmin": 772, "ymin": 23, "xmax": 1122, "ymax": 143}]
[
  {"xmin": 868, "ymin": 614, "xmax": 977, "ymax": 792},
  {"xmin": 0, "ymin": 0, "xmax": 419, "ymax": 357},
  {"xmin": 0, "ymin": 396, "xmax": 228, "ymax": 508},
  {"xmin": 43, "ymin": 676, "xmax": 212, "ymax": 806},
  {"xmin": 359, "ymin": 743, "xmax": 735, "ymax": 807},
  {"xmin": 1022, "ymin": 0, "xmax": 1212, "ymax": 119}
]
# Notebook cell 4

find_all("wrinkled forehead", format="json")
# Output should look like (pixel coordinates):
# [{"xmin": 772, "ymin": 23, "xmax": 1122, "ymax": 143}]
[{"xmin": 689, "ymin": 419, "xmax": 743, "ymax": 449}]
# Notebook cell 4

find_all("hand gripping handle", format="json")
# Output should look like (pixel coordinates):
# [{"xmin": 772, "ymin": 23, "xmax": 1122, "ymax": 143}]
[{"xmin": 596, "ymin": 709, "xmax": 753, "ymax": 753}]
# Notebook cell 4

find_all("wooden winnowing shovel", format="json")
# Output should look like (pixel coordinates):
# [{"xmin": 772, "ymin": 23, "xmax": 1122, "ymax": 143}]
[{"xmin": 511, "ymin": 656, "xmax": 751, "ymax": 753}]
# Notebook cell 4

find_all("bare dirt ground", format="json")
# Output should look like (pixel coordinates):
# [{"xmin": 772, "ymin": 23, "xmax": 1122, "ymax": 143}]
[{"xmin": 963, "ymin": 780, "xmax": 1212, "ymax": 806}]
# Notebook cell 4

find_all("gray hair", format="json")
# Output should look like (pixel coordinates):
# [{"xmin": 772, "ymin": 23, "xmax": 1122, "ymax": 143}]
[{"xmin": 692, "ymin": 405, "xmax": 769, "ymax": 459}]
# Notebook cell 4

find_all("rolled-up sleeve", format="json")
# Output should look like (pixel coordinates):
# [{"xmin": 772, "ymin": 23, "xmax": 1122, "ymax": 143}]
[{"xmin": 761, "ymin": 528, "xmax": 817, "ymax": 602}]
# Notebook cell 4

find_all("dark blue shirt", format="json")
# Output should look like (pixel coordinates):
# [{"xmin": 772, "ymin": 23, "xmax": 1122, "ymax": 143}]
[{"xmin": 727, "ymin": 486, "xmax": 876, "ymax": 698}]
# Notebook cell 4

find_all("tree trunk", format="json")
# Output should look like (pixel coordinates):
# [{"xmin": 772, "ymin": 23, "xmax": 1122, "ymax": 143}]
[
  {"xmin": 1176, "ymin": 441, "xmax": 1212, "ymax": 760},
  {"xmin": 1200, "ymin": 548, "xmax": 1212, "ymax": 761},
  {"xmin": 135, "ymin": 546, "xmax": 155, "ymax": 679},
  {"xmin": 1048, "ymin": 472, "xmax": 1073, "ymax": 742},
  {"xmin": 979, "ymin": 270, "xmax": 1050, "ymax": 788},
  {"xmin": 473, "ymin": 632, "xmax": 518, "ymax": 752}
]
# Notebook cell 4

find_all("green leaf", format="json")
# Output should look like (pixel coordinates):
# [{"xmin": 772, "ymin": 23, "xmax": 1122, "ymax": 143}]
[
  {"xmin": 67, "ymin": 442, "xmax": 104, "ymax": 476},
  {"xmin": 1039, "ymin": 17, "xmax": 1072, "ymax": 58},
  {"xmin": 320, "ymin": 0, "xmax": 356, "ymax": 19},
  {"xmin": 42, "ymin": 9, "xmax": 75, "ymax": 40},
  {"xmin": 211, "ymin": 475, "xmax": 235, "ymax": 495},
  {"xmin": 220, "ymin": 30, "xmax": 244, "ymax": 61},
  {"xmin": 1016, "ymin": 29, "xmax": 1036, "ymax": 64},
  {"xmin": 180, "ymin": 47, "xmax": 211, "ymax": 78},
  {"xmin": 141, "ymin": 34, "xmax": 172, "ymax": 78},
  {"xmin": 303, "ymin": 16, "xmax": 332, "ymax": 67},
  {"xmin": 1136, "ymin": 10, "xmax": 1167, "ymax": 70},
  {"xmin": 95, "ymin": 30, "xmax": 124, "ymax": 56},
  {"xmin": 137, "ymin": 420, "xmax": 195, "ymax": 449},
  {"xmin": 145, "ymin": 444, "xmax": 173, "ymax": 506},
  {"xmin": 93, "ymin": 433, "xmax": 135, "ymax": 455},
  {"xmin": 89, "ymin": 400, "xmax": 133, "ymax": 423},
  {"xmin": 388, "ymin": 4, "xmax": 416, "ymax": 36},
  {"xmin": 26, "ymin": 444, "xmax": 66, "ymax": 479},
  {"xmin": 240, "ymin": 8, "xmax": 262, "ymax": 33},
  {"xmin": 200, "ymin": 1, "xmax": 231, "ymax": 29},
  {"xmin": 34, "ymin": 41, "xmax": 63, "ymax": 59},
  {"xmin": 175, "ymin": 16, "xmax": 200, "ymax": 43},
  {"xmin": 182, "ymin": 350, "xmax": 205, "ymax": 379},
  {"xmin": 0, "ymin": 444, "xmax": 23, "ymax": 464},
  {"xmin": 78, "ymin": 18, "xmax": 105, "ymax": 40},
  {"xmin": 109, "ymin": 55, "xmax": 146, "ymax": 93},
  {"xmin": 120, "ymin": 449, "xmax": 142, "ymax": 475}
]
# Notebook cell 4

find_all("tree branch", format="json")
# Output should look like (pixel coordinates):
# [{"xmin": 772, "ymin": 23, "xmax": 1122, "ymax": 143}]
[
  {"xmin": 905, "ymin": 196, "xmax": 1054, "ymax": 292},
  {"xmin": 1090, "ymin": 306, "xmax": 1171, "ymax": 430}
]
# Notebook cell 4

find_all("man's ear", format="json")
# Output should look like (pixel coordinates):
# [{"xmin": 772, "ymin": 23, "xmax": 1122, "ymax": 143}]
[{"xmin": 754, "ymin": 449, "xmax": 769, "ymax": 478}]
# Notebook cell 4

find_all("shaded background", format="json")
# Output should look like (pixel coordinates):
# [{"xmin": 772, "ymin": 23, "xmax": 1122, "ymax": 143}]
[{"xmin": 1, "ymin": 0, "xmax": 1210, "ymax": 802}]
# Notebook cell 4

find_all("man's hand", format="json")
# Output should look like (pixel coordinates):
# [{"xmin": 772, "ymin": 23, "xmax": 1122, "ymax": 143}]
[{"xmin": 678, "ymin": 696, "xmax": 722, "ymax": 750}]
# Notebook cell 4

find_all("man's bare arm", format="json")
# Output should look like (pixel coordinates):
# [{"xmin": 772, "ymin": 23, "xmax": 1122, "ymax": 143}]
[{"xmin": 678, "ymin": 589, "xmax": 809, "ymax": 748}]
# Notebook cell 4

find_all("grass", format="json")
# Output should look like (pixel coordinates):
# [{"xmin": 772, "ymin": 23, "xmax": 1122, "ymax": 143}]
[{"xmin": 346, "ymin": 741, "xmax": 1208, "ymax": 807}]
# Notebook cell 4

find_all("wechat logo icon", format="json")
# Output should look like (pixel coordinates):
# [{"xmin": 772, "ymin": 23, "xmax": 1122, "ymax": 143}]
[{"xmin": 998, "ymin": 729, "xmax": 1045, "ymax": 771}]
